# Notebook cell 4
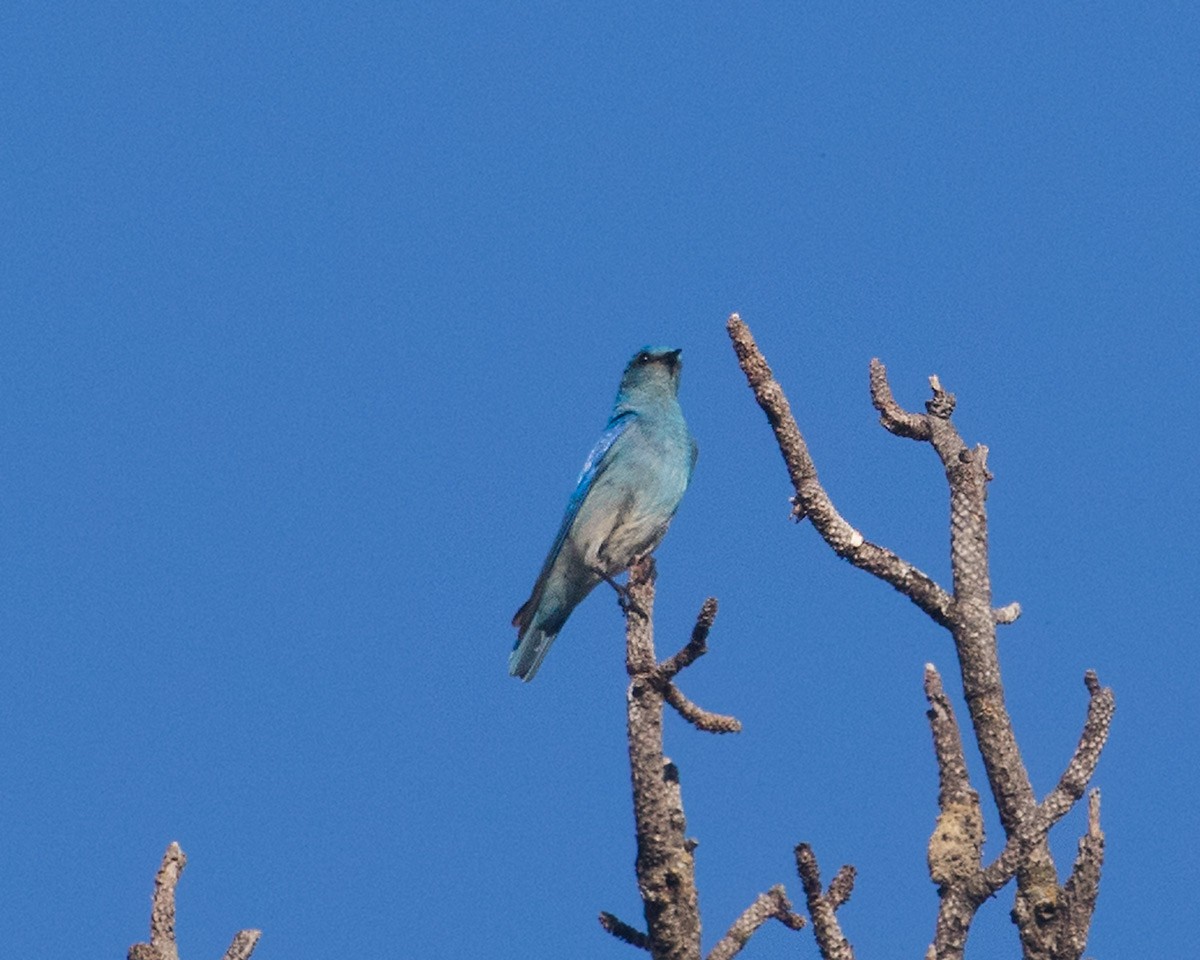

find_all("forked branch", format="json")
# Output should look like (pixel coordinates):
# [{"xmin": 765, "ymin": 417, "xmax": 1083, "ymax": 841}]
[
  {"xmin": 795, "ymin": 844, "xmax": 857, "ymax": 960},
  {"xmin": 127, "ymin": 843, "xmax": 260, "ymax": 960},
  {"xmin": 726, "ymin": 314, "xmax": 1114, "ymax": 960},
  {"xmin": 605, "ymin": 559, "xmax": 796, "ymax": 959},
  {"xmin": 726, "ymin": 315, "xmax": 955, "ymax": 627}
]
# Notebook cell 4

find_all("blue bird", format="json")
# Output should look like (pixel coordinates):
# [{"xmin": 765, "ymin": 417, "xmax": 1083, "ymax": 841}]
[{"xmin": 511, "ymin": 347, "xmax": 698, "ymax": 681}]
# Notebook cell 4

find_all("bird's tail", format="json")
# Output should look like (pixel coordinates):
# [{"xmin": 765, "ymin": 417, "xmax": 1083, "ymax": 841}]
[{"xmin": 509, "ymin": 623, "xmax": 558, "ymax": 682}]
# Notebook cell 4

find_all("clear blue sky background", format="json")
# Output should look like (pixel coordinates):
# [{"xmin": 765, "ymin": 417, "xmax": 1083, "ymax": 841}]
[{"xmin": 3, "ymin": 4, "xmax": 1196, "ymax": 957}]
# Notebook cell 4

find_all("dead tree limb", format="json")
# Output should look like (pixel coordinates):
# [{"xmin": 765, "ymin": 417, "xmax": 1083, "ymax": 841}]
[
  {"xmin": 128, "ymin": 842, "xmax": 260, "ymax": 960},
  {"xmin": 601, "ymin": 911, "xmax": 652, "ymax": 951},
  {"xmin": 725, "ymin": 319, "xmax": 955, "ymax": 627},
  {"xmin": 726, "ymin": 314, "xmax": 1114, "ymax": 959},
  {"xmin": 602, "ymin": 558, "xmax": 800, "ymax": 960},
  {"xmin": 920, "ymin": 664, "xmax": 1112, "ymax": 957},
  {"xmin": 795, "ymin": 844, "xmax": 857, "ymax": 960},
  {"xmin": 708, "ymin": 885, "xmax": 806, "ymax": 960}
]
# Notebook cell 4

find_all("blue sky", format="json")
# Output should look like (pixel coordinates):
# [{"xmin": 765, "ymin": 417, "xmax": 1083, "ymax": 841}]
[{"xmin": 3, "ymin": 3, "xmax": 1197, "ymax": 957}]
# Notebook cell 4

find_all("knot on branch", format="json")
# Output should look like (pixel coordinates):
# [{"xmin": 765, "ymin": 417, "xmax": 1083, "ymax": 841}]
[
  {"xmin": 1013, "ymin": 874, "xmax": 1061, "ymax": 928},
  {"xmin": 790, "ymin": 494, "xmax": 808, "ymax": 523},
  {"xmin": 925, "ymin": 375, "xmax": 957, "ymax": 419},
  {"xmin": 928, "ymin": 801, "xmax": 984, "ymax": 888}
]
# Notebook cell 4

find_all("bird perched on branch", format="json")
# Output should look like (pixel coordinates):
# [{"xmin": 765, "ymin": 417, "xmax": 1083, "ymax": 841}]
[{"xmin": 510, "ymin": 347, "xmax": 698, "ymax": 681}]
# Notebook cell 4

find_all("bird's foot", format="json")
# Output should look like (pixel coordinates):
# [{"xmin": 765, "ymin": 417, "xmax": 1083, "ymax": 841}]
[{"xmin": 595, "ymin": 568, "xmax": 648, "ymax": 619}]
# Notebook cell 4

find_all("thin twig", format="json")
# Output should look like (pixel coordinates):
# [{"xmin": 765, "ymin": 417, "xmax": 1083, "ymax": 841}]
[
  {"xmin": 221, "ymin": 931, "xmax": 263, "ymax": 960},
  {"xmin": 600, "ymin": 912, "xmax": 651, "ymax": 951},
  {"xmin": 978, "ymin": 672, "xmax": 1114, "ymax": 896},
  {"xmin": 826, "ymin": 866, "xmax": 857, "ymax": 911},
  {"xmin": 869, "ymin": 362, "xmax": 933, "ymax": 440},
  {"xmin": 662, "ymin": 682, "xmax": 742, "ymax": 733},
  {"xmin": 707, "ymin": 886, "xmax": 805, "ymax": 960},
  {"xmin": 795, "ymin": 844, "xmax": 856, "ymax": 960},
  {"xmin": 659, "ymin": 598, "xmax": 719, "ymax": 679}
]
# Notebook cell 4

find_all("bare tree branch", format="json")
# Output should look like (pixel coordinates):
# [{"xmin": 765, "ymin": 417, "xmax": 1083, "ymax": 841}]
[
  {"xmin": 615, "ymin": 558, "xmax": 798, "ymax": 959},
  {"xmin": 877, "ymin": 354, "xmax": 1077, "ymax": 953},
  {"xmin": 924, "ymin": 665, "xmax": 985, "ymax": 887},
  {"xmin": 726, "ymin": 313, "xmax": 956, "ymax": 628},
  {"xmin": 924, "ymin": 664, "xmax": 979, "ymax": 813},
  {"xmin": 151, "ymin": 842, "xmax": 185, "ymax": 960},
  {"xmin": 728, "ymin": 316, "xmax": 1033, "ymax": 816},
  {"xmin": 659, "ymin": 597, "xmax": 719, "ymax": 679},
  {"xmin": 600, "ymin": 911, "xmax": 652, "ymax": 951},
  {"xmin": 128, "ymin": 843, "xmax": 260, "ymax": 960},
  {"xmin": 1054, "ymin": 790, "xmax": 1105, "ymax": 959},
  {"xmin": 924, "ymin": 664, "xmax": 985, "ymax": 960},
  {"xmin": 220, "ymin": 931, "xmax": 262, "ymax": 960},
  {"xmin": 794, "ymin": 844, "xmax": 856, "ymax": 960},
  {"xmin": 662, "ymin": 682, "xmax": 743, "ymax": 733},
  {"xmin": 923, "ymin": 667, "xmax": 1114, "ymax": 959},
  {"xmin": 991, "ymin": 675, "xmax": 1112, "ymax": 960},
  {"xmin": 624, "ymin": 559, "xmax": 702, "ymax": 960},
  {"xmin": 980, "ymin": 673, "xmax": 1115, "ymax": 895},
  {"xmin": 726, "ymin": 314, "xmax": 1115, "ymax": 960},
  {"xmin": 707, "ymin": 886, "xmax": 805, "ymax": 960},
  {"xmin": 869, "ymin": 362, "xmax": 934, "ymax": 440},
  {"xmin": 826, "ymin": 866, "xmax": 857, "ymax": 911}
]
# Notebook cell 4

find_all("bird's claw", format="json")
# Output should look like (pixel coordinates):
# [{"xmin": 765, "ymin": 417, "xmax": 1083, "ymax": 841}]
[
  {"xmin": 617, "ymin": 587, "xmax": 649, "ymax": 619},
  {"xmin": 595, "ymin": 568, "xmax": 648, "ymax": 619}
]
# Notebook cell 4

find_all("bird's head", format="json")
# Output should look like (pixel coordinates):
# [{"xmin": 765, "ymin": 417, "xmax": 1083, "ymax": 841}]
[{"xmin": 617, "ymin": 346, "xmax": 684, "ymax": 404}]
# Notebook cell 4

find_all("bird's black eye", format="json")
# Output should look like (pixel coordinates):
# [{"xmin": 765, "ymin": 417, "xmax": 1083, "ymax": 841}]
[{"xmin": 637, "ymin": 352, "xmax": 651, "ymax": 364}]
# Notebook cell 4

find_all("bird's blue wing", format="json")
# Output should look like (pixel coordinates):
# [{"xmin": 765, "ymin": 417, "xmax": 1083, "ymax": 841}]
[
  {"xmin": 513, "ymin": 411, "xmax": 637, "ymax": 630},
  {"xmin": 547, "ymin": 410, "xmax": 637, "ymax": 572}
]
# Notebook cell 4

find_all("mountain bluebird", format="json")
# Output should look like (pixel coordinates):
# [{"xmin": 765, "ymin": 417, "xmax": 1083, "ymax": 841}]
[{"xmin": 511, "ymin": 347, "xmax": 698, "ymax": 681}]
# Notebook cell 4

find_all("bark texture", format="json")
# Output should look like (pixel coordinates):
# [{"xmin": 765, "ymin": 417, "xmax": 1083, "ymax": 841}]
[
  {"xmin": 602, "ymin": 559, "xmax": 804, "ymax": 960},
  {"xmin": 128, "ymin": 843, "xmax": 261, "ymax": 960},
  {"xmin": 726, "ymin": 314, "xmax": 1114, "ymax": 959}
]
